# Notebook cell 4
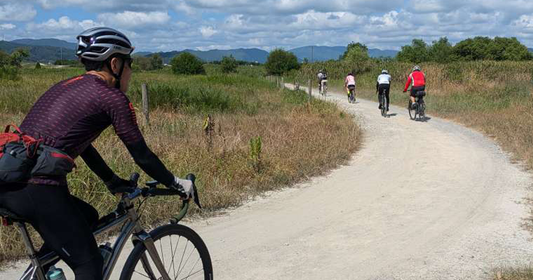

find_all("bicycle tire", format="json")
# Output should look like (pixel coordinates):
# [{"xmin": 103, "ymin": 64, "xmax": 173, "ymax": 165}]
[
  {"xmin": 419, "ymin": 101, "xmax": 426, "ymax": 119},
  {"xmin": 408, "ymin": 100, "xmax": 416, "ymax": 120},
  {"xmin": 120, "ymin": 224, "xmax": 213, "ymax": 280},
  {"xmin": 380, "ymin": 94, "xmax": 387, "ymax": 117}
]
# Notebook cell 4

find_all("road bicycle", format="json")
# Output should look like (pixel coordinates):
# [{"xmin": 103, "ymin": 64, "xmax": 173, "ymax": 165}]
[
  {"xmin": 319, "ymin": 79, "xmax": 328, "ymax": 96},
  {"xmin": 1, "ymin": 173, "xmax": 213, "ymax": 280},
  {"xmin": 408, "ymin": 91, "xmax": 426, "ymax": 121},
  {"xmin": 379, "ymin": 92, "xmax": 388, "ymax": 117},
  {"xmin": 347, "ymin": 88, "xmax": 356, "ymax": 103}
]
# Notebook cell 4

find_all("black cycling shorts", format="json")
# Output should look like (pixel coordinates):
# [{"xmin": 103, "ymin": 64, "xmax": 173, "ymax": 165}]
[
  {"xmin": 378, "ymin": 84, "xmax": 390, "ymax": 95},
  {"xmin": 0, "ymin": 184, "xmax": 103, "ymax": 280},
  {"xmin": 347, "ymin": 85, "xmax": 355, "ymax": 91},
  {"xmin": 410, "ymin": 86, "xmax": 425, "ymax": 97}
]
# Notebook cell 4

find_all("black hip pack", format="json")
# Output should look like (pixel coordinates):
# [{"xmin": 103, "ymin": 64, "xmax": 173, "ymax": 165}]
[{"xmin": 0, "ymin": 124, "xmax": 76, "ymax": 184}]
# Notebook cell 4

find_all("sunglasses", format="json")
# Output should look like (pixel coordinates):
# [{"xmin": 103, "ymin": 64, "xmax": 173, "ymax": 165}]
[{"xmin": 124, "ymin": 57, "xmax": 133, "ymax": 68}]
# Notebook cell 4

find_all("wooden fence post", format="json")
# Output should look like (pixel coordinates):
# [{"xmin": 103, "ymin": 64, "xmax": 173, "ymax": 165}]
[
  {"xmin": 142, "ymin": 83, "xmax": 149, "ymax": 125},
  {"xmin": 281, "ymin": 77, "xmax": 284, "ymax": 89},
  {"xmin": 308, "ymin": 79, "xmax": 312, "ymax": 101}
]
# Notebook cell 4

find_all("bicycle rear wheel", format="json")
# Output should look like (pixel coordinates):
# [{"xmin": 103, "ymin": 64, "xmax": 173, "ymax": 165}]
[
  {"xmin": 120, "ymin": 224, "xmax": 213, "ymax": 280},
  {"xmin": 408, "ymin": 100, "xmax": 416, "ymax": 120},
  {"xmin": 380, "ymin": 94, "xmax": 387, "ymax": 117}
]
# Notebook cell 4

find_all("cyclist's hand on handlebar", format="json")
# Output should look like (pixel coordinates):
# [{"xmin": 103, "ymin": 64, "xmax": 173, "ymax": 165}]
[
  {"xmin": 105, "ymin": 174, "xmax": 136, "ymax": 195},
  {"xmin": 169, "ymin": 176, "xmax": 195, "ymax": 200}
]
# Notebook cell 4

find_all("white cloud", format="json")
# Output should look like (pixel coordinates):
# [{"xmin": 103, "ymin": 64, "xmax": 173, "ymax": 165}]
[
  {"xmin": 0, "ymin": 23, "xmax": 16, "ymax": 30},
  {"xmin": 0, "ymin": 3, "xmax": 37, "ymax": 21},
  {"xmin": 28, "ymin": 16, "xmax": 100, "ymax": 32},
  {"xmin": 2, "ymin": 0, "xmax": 533, "ymax": 52},
  {"xmin": 97, "ymin": 11, "xmax": 171, "ymax": 29},
  {"xmin": 199, "ymin": 26, "xmax": 217, "ymax": 38}
]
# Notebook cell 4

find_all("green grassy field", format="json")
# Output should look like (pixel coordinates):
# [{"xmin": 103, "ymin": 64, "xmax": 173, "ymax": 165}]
[{"xmin": 0, "ymin": 66, "xmax": 362, "ymax": 263}]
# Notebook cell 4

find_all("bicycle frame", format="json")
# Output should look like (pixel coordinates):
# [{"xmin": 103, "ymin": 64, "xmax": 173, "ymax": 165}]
[{"xmin": 18, "ymin": 188, "xmax": 172, "ymax": 280}]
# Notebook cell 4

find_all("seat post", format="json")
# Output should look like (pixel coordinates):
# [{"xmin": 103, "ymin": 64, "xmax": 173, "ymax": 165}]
[{"xmin": 15, "ymin": 222, "xmax": 46, "ymax": 280}]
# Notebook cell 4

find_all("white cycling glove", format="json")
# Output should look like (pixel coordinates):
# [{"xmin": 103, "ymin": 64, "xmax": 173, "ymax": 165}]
[{"xmin": 171, "ymin": 176, "xmax": 195, "ymax": 200}]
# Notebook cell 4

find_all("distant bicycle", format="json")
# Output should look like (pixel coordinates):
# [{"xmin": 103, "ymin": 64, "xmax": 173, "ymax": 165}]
[
  {"xmin": 320, "ymin": 79, "xmax": 328, "ymax": 96},
  {"xmin": 347, "ymin": 87, "xmax": 356, "ymax": 103},
  {"xmin": 3, "ymin": 173, "xmax": 213, "ymax": 280},
  {"xmin": 379, "ymin": 92, "xmax": 388, "ymax": 117},
  {"xmin": 408, "ymin": 90, "xmax": 426, "ymax": 121}
]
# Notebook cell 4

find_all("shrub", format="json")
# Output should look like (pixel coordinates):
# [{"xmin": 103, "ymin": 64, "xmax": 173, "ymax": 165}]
[
  {"xmin": 221, "ymin": 55, "xmax": 238, "ymax": 73},
  {"xmin": 341, "ymin": 42, "xmax": 370, "ymax": 63},
  {"xmin": 171, "ymin": 52, "xmax": 206, "ymax": 75},
  {"xmin": 265, "ymin": 49, "xmax": 300, "ymax": 76},
  {"xmin": 35, "ymin": 62, "xmax": 41, "ymax": 69},
  {"xmin": 150, "ymin": 54, "xmax": 164, "ymax": 70}
]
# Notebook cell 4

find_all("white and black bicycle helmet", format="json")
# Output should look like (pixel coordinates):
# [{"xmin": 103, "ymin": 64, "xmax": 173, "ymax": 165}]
[
  {"xmin": 76, "ymin": 27, "xmax": 133, "ymax": 61},
  {"xmin": 413, "ymin": 65, "xmax": 421, "ymax": 72},
  {"xmin": 381, "ymin": 69, "xmax": 389, "ymax": 74},
  {"xmin": 76, "ymin": 27, "xmax": 133, "ymax": 89}
]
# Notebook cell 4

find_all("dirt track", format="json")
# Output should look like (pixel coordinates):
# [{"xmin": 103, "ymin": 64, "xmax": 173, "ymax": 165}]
[{"xmin": 3, "ymin": 86, "xmax": 533, "ymax": 279}]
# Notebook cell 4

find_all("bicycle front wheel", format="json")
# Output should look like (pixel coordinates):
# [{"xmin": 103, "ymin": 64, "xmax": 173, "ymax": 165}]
[{"xmin": 120, "ymin": 224, "xmax": 213, "ymax": 280}]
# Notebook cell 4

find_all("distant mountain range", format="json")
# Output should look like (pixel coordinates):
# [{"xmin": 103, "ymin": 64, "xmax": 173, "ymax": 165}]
[
  {"xmin": 0, "ymin": 40, "xmax": 77, "ymax": 62},
  {"xmin": 140, "ymin": 46, "xmax": 398, "ymax": 64},
  {"xmin": 0, "ymin": 38, "xmax": 399, "ymax": 63}
]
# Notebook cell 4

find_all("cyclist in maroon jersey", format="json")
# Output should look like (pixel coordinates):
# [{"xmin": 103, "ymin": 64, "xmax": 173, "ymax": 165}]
[{"xmin": 0, "ymin": 27, "xmax": 194, "ymax": 280}]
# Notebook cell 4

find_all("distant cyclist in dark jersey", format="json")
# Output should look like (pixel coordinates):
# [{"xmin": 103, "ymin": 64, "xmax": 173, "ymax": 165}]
[{"xmin": 0, "ymin": 27, "xmax": 194, "ymax": 280}]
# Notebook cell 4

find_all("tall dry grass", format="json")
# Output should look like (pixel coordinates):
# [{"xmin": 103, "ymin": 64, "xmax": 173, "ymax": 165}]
[{"xmin": 0, "ymin": 67, "xmax": 362, "ymax": 264}]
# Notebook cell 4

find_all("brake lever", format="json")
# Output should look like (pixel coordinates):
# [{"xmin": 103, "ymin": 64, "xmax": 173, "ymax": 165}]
[{"xmin": 186, "ymin": 174, "xmax": 202, "ymax": 209}]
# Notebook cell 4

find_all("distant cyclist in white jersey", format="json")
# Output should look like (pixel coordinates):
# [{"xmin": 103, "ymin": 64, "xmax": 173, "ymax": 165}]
[{"xmin": 376, "ymin": 69, "xmax": 392, "ymax": 111}]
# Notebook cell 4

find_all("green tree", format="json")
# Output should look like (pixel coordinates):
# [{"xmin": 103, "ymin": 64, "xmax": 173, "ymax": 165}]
[
  {"xmin": 171, "ymin": 52, "xmax": 206, "ymax": 75},
  {"xmin": 452, "ymin": 36, "xmax": 531, "ymax": 61},
  {"xmin": 397, "ymin": 39, "xmax": 429, "ymax": 63},
  {"xmin": 9, "ymin": 48, "xmax": 30, "ymax": 67},
  {"xmin": 0, "ymin": 50, "xmax": 10, "ymax": 67},
  {"xmin": 132, "ymin": 56, "xmax": 151, "ymax": 71},
  {"xmin": 428, "ymin": 37, "xmax": 455, "ymax": 63},
  {"xmin": 265, "ymin": 49, "xmax": 299, "ymax": 75},
  {"xmin": 492, "ymin": 37, "xmax": 531, "ymax": 61},
  {"xmin": 341, "ymin": 42, "xmax": 370, "ymax": 62},
  {"xmin": 453, "ymin": 37, "xmax": 492, "ymax": 61},
  {"xmin": 221, "ymin": 55, "xmax": 238, "ymax": 73},
  {"xmin": 150, "ymin": 53, "xmax": 164, "ymax": 70}
]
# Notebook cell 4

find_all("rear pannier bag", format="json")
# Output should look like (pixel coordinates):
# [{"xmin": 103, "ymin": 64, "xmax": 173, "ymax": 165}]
[
  {"xmin": 31, "ymin": 146, "xmax": 76, "ymax": 177},
  {"xmin": 416, "ymin": 91, "xmax": 426, "ymax": 98},
  {"xmin": 0, "ymin": 124, "xmax": 76, "ymax": 184},
  {"xmin": 0, "ymin": 125, "xmax": 40, "ymax": 183}
]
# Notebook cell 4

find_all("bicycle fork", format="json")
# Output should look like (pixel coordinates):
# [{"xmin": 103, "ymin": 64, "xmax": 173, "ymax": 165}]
[{"xmin": 133, "ymin": 229, "xmax": 171, "ymax": 280}]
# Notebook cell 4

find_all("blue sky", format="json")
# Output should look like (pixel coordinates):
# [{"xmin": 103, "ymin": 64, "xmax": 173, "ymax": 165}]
[{"xmin": 1, "ymin": 0, "xmax": 533, "ymax": 52}]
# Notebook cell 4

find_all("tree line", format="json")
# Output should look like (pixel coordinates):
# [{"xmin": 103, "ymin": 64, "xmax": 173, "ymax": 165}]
[{"xmin": 396, "ymin": 37, "xmax": 532, "ymax": 63}]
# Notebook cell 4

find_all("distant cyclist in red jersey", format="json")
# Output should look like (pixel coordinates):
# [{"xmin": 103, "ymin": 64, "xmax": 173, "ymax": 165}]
[{"xmin": 403, "ymin": 65, "xmax": 426, "ymax": 109}]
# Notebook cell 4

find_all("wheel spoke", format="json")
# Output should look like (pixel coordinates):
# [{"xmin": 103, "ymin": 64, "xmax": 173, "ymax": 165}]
[
  {"xmin": 159, "ymin": 239, "xmax": 165, "ymax": 267},
  {"xmin": 134, "ymin": 269, "xmax": 152, "ymax": 279},
  {"xmin": 176, "ymin": 239, "xmax": 189, "ymax": 278},
  {"xmin": 177, "ymin": 241, "xmax": 198, "ymax": 277},
  {"xmin": 178, "ymin": 267, "xmax": 203, "ymax": 280},
  {"xmin": 185, "ymin": 258, "xmax": 202, "ymax": 279}
]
